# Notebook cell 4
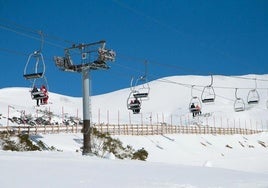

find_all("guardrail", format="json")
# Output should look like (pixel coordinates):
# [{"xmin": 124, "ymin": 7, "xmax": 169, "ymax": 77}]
[{"xmin": 0, "ymin": 124, "xmax": 262, "ymax": 135}]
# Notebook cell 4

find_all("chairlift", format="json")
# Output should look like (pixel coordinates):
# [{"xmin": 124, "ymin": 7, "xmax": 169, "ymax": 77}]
[
  {"xmin": 233, "ymin": 88, "xmax": 245, "ymax": 112},
  {"xmin": 247, "ymin": 78, "xmax": 259, "ymax": 105},
  {"xmin": 189, "ymin": 85, "xmax": 202, "ymax": 115},
  {"xmin": 127, "ymin": 61, "xmax": 149, "ymax": 114},
  {"xmin": 201, "ymin": 75, "xmax": 216, "ymax": 103},
  {"xmin": 23, "ymin": 31, "xmax": 45, "ymax": 79},
  {"xmin": 127, "ymin": 91, "xmax": 141, "ymax": 114}
]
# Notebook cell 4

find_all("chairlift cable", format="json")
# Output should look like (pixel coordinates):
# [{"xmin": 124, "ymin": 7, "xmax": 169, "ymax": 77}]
[
  {"xmin": 226, "ymin": 75, "xmax": 268, "ymax": 82},
  {"xmin": 116, "ymin": 52, "xmax": 268, "ymax": 83},
  {"xmin": 0, "ymin": 24, "xmax": 41, "ymax": 42},
  {"xmin": 39, "ymin": 31, "xmax": 44, "ymax": 52},
  {"xmin": 0, "ymin": 21, "xmax": 69, "ymax": 49},
  {"xmin": 0, "ymin": 18, "xmax": 76, "ymax": 44},
  {"xmin": 0, "ymin": 47, "xmax": 28, "ymax": 56},
  {"xmin": 113, "ymin": 61, "xmax": 268, "ymax": 91},
  {"xmin": 112, "ymin": 61, "xmax": 268, "ymax": 97}
]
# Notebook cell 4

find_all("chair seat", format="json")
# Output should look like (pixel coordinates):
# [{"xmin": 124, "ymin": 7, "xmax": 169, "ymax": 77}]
[
  {"xmin": 234, "ymin": 107, "xmax": 244, "ymax": 112},
  {"xmin": 248, "ymin": 100, "xmax": 259, "ymax": 104},
  {"xmin": 23, "ymin": 73, "xmax": 43, "ymax": 79},
  {"xmin": 32, "ymin": 91, "xmax": 47, "ymax": 99},
  {"xmin": 129, "ymin": 103, "xmax": 141, "ymax": 110},
  {"xmin": 133, "ymin": 93, "xmax": 148, "ymax": 98},
  {"xmin": 202, "ymin": 98, "xmax": 215, "ymax": 103}
]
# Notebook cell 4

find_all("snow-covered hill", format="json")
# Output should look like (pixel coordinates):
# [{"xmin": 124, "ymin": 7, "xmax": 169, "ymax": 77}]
[
  {"xmin": 1, "ymin": 74, "xmax": 268, "ymax": 127},
  {"xmin": 0, "ymin": 74, "xmax": 268, "ymax": 187}
]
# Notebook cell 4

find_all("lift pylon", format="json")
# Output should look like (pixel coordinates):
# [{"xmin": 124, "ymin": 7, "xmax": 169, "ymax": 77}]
[{"xmin": 54, "ymin": 40, "xmax": 115, "ymax": 156}]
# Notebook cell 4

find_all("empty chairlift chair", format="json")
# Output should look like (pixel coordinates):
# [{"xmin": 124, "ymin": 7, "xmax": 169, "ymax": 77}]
[
  {"xmin": 23, "ymin": 50, "xmax": 45, "ymax": 79},
  {"xmin": 23, "ymin": 31, "xmax": 45, "ymax": 80},
  {"xmin": 233, "ymin": 88, "xmax": 245, "ymax": 112},
  {"xmin": 247, "ymin": 78, "xmax": 259, "ymax": 105},
  {"xmin": 132, "ymin": 80, "xmax": 150, "ymax": 99},
  {"xmin": 132, "ymin": 61, "xmax": 150, "ymax": 100},
  {"xmin": 130, "ymin": 75, "xmax": 150, "ymax": 101},
  {"xmin": 247, "ymin": 89, "xmax": 260, "ymax": 104},
  {"xmin": 201, "ymin": 75, "xmax": 216, "ymax": 103},
  {"xmin": 132, "ymin": 73, "xmax": 150, "ymax": 101}
]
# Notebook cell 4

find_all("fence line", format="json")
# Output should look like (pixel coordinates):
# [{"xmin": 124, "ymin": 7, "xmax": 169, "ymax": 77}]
[
  {"xmin": 93, "ymin": 110, "xmax": 268, "ymax": 132},
  {"xmin": 3, "ymin": 105, "xmax": 268, "ymax": 132},
  {"xmin": 0, "ymin": 124, "xmax": 263, "ymax": 136}
]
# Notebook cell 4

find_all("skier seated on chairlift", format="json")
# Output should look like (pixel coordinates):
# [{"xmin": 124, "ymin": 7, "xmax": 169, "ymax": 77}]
[
  {"xmin": 40, "ymin": 85, "xmax": 49, "ymax": 105},
  {"xmin": 190, "ymin": 103, "xmax": 201, "ymax": 117},
  {"xmin": 130, "ymin": 98, "xmax": 141, "ymax": 113},
  {"xmin": 31, "ymin": 86, "xmax": 40, "ymax": 106},
  {"xmin": 196, "ymin": 104, "xmax": 201, "ymax": 116}
]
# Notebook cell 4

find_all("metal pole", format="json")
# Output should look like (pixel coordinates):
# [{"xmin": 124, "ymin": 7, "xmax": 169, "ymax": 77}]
[{"xmin": 82, "ymin": 69, "xmax": 92, "ymax": 155}]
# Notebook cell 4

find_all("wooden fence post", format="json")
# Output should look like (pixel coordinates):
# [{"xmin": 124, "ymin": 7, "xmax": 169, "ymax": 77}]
[
  {"xmin": 98, "ymin": 108, "xmax": 100, "ymax": 125},
  {"xmin": 129, "ymin": 111, "xmax": 131, "ymax": 126},
  {"xmin": 118, "ymin": 110, "xmax": 120, "ymax": 126},
  {"xmin": 107, "ymin": 110, "xmax": 109, "ymax": 125},
  {"xmin": 141, "ymin": 113, "xmax": 143, "ymax": 126}
]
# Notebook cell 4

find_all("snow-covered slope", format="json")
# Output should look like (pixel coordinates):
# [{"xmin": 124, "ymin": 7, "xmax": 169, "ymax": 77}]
[
  {"xmin": 92, "ymin": 74, "xmax": 268, "ymax": 125},
  {"xmin": 1, "ymin": 74, "xmax": 268, "ymax": 187},
  {"xmin": 2, "ymin": 74, "xmax": 267, "ymax": 127}
]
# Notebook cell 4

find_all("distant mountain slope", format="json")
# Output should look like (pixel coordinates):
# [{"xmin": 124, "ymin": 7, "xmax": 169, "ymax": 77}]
[{"xmin": 0, "ymin": 74, "xmax": 268, "ymax": 127}]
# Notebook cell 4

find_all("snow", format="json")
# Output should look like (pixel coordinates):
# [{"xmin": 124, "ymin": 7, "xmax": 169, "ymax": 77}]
[{"xmin": 0, "ymin": 74, "xmax": 268, "ymax": 187}]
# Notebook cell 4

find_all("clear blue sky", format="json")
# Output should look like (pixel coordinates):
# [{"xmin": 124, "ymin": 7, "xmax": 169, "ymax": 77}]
[{"xmin": 0, "ymin": 0, "xmax": 267, "ymax": 97}]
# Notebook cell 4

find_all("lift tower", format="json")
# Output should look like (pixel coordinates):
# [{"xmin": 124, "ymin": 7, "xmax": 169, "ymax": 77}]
[{"xmin": 54, "ymin": 40, "xmax": 115, "ymax": 155}]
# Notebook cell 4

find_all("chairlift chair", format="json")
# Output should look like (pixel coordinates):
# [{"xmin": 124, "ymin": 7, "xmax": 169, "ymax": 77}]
[
  {"xmin": 234, "ymin": 88, "xmax": 245, "ymax": 112},
  {"xmin": 23, "ymin": 51, "xmax": 45, "ymax": 79},
  {"xmin": 234, "ymin": 99, "xmax": 245, "ymax": 112},
  {"xmin": 247, "ymin": 78, "xmax": 260, "ymax": 105},
  {"xmin": 31, "ymin": 90, "xmax": 46, "ymax": 100},
  {"xmin": 30, "ymin": 76, "xmax": 49, "ymax": 104},
  {"xmin": 127, "ymin": 91, "xmax": 141, "ymax": 114},
  {"xmin": 201, "ymin": 75, "xmax": 216, "ymax": 103},
  {"xmin": 233, "ymin": 88, "xmax": 245, "ymax": 112},
  {"xmin": 189, "ymin": 85, "xmax": 202, "ymax": 114},
  {"xmin": 189, "ymin": 96, "xmax": 202, "ymax": 113},
  {"xmin": 247, "ymin": 89, "xmax": 259, "ymax": 105},
  {"xmin": 130, "ymin": 76, "xmax": 150, "ymax": 100},
  {"xmin": 23, "ymin": 31, "xmax": 45, "ymax": 80},
  {"xmin": 201, "ymin": 86, "xmax": 215, "ymax": 103}
]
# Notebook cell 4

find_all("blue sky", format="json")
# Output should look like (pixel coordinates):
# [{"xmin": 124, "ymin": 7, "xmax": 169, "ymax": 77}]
[{"xmin": 0, "ymin": 0, "xmax": 268, "ymax": 97}]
